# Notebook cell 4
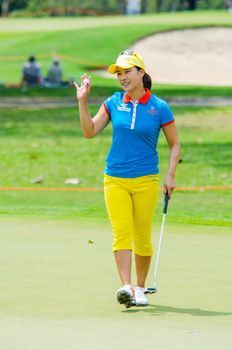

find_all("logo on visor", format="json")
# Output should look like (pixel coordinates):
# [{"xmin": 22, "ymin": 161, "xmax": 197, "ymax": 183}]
[{"xmin": 117, "ymin": 103, "xmax": 131, "ymax": 112}]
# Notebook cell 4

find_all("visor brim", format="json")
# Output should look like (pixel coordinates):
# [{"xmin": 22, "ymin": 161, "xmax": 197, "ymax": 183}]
[{"xmin": 108, "ymin": 63, "xmax": 134, "ymax": 74}]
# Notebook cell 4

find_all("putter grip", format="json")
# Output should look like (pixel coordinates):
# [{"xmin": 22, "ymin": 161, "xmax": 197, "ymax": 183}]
[{"xmin": 163, "ymin": 192, "xmax": 169, "ymax": 214}]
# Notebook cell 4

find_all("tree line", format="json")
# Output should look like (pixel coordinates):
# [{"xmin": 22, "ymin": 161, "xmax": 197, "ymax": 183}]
[{"xmin": 0, "ymin": 0, "xmax": 228, "ymax": 17}]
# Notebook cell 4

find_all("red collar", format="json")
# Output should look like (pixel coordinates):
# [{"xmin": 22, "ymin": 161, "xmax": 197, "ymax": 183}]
[{"xmin": 123, "ymin": 89, "xmax": 151, "ymax": 104}]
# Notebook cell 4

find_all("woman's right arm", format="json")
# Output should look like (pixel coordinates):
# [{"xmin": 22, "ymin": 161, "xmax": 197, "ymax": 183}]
[{"xmin": 74, "ymin": 75, "xmax": 109, "ymax": 138}]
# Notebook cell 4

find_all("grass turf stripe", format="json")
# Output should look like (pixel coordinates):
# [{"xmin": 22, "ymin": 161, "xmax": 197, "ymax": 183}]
[{"xmin": 0, "ymin": 186, "xmax": 231, "ymax": 192}]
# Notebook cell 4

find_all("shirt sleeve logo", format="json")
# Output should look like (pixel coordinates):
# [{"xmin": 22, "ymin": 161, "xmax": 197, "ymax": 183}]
[{"xmin": 117, "ymin": 103, "xmax": 131, "ymax": 112}]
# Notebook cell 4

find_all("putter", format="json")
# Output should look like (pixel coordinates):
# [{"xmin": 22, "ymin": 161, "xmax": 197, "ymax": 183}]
[{"xmin": 144, "ymin": 192, "xmax": 170, "ymax": 294}]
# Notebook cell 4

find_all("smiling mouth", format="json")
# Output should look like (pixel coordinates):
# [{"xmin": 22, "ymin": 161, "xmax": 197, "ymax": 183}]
[{"xmin": 122, "ymin": 82, "xmax": 130, "ymax": 87}]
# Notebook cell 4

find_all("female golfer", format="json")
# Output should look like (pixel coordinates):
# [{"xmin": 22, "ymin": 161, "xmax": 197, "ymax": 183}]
[{"xmin": 74, "ymin": 50, "xmax": 180, "ymax": 307}]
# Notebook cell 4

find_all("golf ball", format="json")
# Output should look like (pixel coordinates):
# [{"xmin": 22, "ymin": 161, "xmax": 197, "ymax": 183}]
[{"xmin": 82, "ymin": 78, "xmax": 90, "ymax": 86}]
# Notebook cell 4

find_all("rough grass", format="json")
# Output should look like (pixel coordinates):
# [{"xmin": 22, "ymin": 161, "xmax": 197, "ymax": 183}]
[
  {"xmin": 0, "ymin": 105, "xmax": 231, "ymax": 225},
  {"xmin": 0, "ymin": 106, "xmax": 231, "ymax": 187},
  {"xmin": 0, "ymin": 190, "xmax": 231, "ymax": 226}
]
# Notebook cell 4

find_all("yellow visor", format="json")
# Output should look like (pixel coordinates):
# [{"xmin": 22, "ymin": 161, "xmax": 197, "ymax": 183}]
[{"xmin": 108, "ymin": 50, "xmax": 145, "ymax": 74}]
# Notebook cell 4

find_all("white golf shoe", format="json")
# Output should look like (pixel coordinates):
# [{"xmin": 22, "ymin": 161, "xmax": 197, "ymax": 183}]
[
  {"xmin": 134, "ymin": 287, "xmax": 148, "ymax": 306},
  {"xmin": 116, "ymin": 285, "xmax": 134, "ymax": 307}
]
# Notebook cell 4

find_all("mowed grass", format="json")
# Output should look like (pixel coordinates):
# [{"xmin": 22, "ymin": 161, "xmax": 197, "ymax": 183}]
[
  {"xmin": 1, "ymin": 11, "xmax": 231, "ymax": 33},
  {"xmin": 0, "ymin": 11, "xmax": 232, "ymax": 85},
  {"xmin": 0, "ymin": 105, "xmax": 231, "ymax": 225},
  {"xmin": 0, "ymin": 218, "xmax": 231, "ymax": 350}
]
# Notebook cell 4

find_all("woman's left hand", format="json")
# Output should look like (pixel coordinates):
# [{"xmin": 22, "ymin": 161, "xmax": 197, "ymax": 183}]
[{"xmin": 164, "ymin": 174, "xmax": 176, "ymax": 198}]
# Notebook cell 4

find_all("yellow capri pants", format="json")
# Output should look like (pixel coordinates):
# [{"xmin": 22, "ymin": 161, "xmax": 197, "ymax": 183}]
[{"xmin": 104, "ymin": 174, "xmax": 159, "ymax": 256}]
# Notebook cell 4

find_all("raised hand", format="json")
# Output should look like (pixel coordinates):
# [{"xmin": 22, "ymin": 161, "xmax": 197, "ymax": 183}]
[{"xmin": 73, "ymin": 74, "xmax": 91, "ymax": 102}]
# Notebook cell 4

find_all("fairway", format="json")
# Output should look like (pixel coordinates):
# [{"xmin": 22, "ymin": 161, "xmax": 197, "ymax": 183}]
[{"xmin": 0, "ymin": 217, "xmax": 231, "ymax": 350}]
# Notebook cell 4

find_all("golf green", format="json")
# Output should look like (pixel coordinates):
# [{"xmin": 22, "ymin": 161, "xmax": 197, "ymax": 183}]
[{"xmin": 0, "ymin": 217, "xmax": 231, "ymax": 349}]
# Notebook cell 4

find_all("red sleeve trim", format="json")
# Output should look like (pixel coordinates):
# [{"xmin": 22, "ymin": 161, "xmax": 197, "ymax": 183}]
[
  {"xmin": 103, "ymin": 103, "xmax": 110, "ymax": 116},
  {"xmin": 162, "ymin": 120, "xmax": 175, "ymax": 128}
]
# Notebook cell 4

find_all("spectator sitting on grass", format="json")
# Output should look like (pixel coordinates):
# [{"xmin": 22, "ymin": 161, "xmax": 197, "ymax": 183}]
[
  {"xmin": 228, "ymin": 0, "xmax": 232, "ymax": 12},
  {"xmin": 21, "ymin": 55, "xmax": 43, "ymax": 87},
  {"xmin": 46, "ymin": 58, "xmax": 62, "ymax": 86},
  {"xmin": 45, "ymin": 58, "xmax": 70, "ymax": 87}
]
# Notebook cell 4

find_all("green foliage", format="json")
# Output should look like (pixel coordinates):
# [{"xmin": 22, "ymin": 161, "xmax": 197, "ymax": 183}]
[
  {"xmin": 9, "ymin": 0, "xmax": 126, "ymax": 16},
  {"xmin": 27, "ymin": 0, "xmax": 47, "ymax": 12},
  {"xmin": 197, "ymin": 0, "xmax": 226, "ymax": 9},
  {"xmin": 2, "ymin": 0, "xmax": 228, "ymax": 16}
]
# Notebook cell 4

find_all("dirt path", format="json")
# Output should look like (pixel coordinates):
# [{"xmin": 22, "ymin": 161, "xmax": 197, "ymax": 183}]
[{"xmin": 1, "ymin": 96, "xmax": 232, "ymax": 108}]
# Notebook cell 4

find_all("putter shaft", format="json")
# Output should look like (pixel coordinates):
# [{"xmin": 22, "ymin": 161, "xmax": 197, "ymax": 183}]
[{"xmin": 145, "ymin": 193, "xmax": 169, "ymax": 294}]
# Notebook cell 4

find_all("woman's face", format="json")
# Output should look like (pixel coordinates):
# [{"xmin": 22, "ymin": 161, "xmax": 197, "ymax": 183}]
[{"xmin": 116, "ymin": 66, "xmax": 144, "ymax": 93}]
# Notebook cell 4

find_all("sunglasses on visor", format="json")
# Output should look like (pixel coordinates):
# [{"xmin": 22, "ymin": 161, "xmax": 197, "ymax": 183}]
[{"xmin": 119, "ymin": 50, "xmax": 137, "ymax": 57}]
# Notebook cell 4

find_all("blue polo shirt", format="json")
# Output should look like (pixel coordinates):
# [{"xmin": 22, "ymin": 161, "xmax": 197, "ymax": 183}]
[{"xmin": 103, "ymin": 89, "xmax": 175, "ymax": 178}]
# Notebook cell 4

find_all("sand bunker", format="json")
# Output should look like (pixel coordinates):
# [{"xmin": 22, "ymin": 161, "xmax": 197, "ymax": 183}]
[
  {"xmin": 133, "ymin": 27, "xmax": 232, "ymax": 86},
  {"xmin": 98, "ymin": 27, "xmax": 232, "ymax": 86}
]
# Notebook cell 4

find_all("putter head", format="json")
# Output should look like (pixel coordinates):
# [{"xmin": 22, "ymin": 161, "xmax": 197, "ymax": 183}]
[
  {"xmin": 144, "ymin": 287, "xmax": 158, "ymax": 294},
  {"xmin": 126, "ymin": 299, "xmax": 136, "ymax": 308}
]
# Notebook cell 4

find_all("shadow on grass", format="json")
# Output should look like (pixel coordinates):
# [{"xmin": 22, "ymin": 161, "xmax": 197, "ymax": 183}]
[{"xmin": 123, "ymin": 304, "xmax": 232, "ymax": 317}]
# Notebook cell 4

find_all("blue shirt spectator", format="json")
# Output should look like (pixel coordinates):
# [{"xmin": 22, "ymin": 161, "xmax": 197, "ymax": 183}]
[{"xmin": 22, "ymin": 56, "xmax": 43, "ymax": 86}]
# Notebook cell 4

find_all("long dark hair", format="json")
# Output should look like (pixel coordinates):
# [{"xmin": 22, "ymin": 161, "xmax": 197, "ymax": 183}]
[{"xmin": 136, "ymin": 67, "xmax": 152, "ymax": 90}]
